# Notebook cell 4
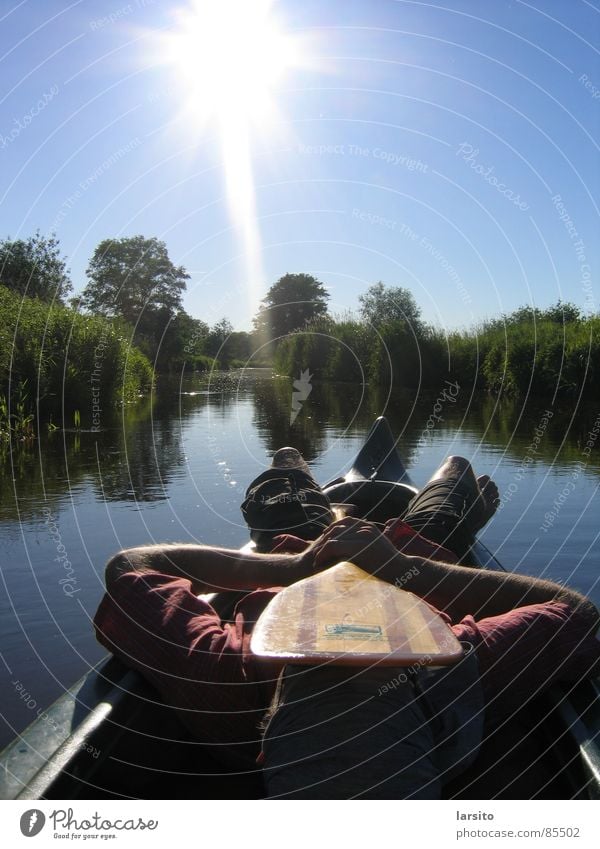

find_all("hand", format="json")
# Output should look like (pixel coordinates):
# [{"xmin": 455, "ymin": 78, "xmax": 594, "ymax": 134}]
[{"xmin": 303, "ymin": 517, "xmax": 407, "ymax": 577}]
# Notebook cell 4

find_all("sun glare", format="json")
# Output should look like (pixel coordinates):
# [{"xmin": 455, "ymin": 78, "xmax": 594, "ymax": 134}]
[
  {"xmin": 159, "ymin": 0, "xmax": 303, "ymax": 313},
  {"xmin": 165, "ymin": 0, "xmax": 297, "ymax": 125}
]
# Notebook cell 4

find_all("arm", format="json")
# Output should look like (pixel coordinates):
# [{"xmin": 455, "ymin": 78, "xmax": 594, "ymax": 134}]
[
  {"xmin": 311, "ymin": 518, "xmax": 600, "ymax": 628},
  {"xmin": 105, "ymin": 543, "xmax": 311, "ymax": 594},
  {"xmin": 402, "ymin": 554, "xmax": 599, "ymax": 626}
]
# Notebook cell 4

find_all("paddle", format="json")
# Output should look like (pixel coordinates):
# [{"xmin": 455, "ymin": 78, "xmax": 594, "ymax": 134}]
[{"xmin": 251, "ymin": 561, "xmax": 463, "ymax": 667}]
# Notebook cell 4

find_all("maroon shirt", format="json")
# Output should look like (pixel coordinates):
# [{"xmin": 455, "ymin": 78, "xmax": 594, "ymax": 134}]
[{"xmin": 94, "ymin": 567, "xmax": 600, "ymax": 766}]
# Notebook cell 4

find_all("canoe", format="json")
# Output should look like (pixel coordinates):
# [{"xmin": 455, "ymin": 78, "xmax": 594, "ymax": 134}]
[{"xmin": 1, "ymin": 417, "xmax": 599, "ymax": 800}]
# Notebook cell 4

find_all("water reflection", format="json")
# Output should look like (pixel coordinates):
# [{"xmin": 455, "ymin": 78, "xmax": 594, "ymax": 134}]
[
  {"xmin": 250, "ymin": 376, "xmax": 599, "ymax": 476},
  {"xmin": 0, "ymin": 370, "xmax": 598, "ymax": 521},
  {"xmin": 1, "ymin": 372, "xmax": 597, "ymax": 526}
]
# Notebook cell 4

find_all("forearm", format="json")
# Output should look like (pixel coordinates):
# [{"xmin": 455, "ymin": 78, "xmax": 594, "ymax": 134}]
[
  {"xmin": 377, "ymin": 552, "xmax": 599, "ymax": 626},
  {"xmin": 105, "ymin": 544, "xmax": 308, "ymax": 594}
]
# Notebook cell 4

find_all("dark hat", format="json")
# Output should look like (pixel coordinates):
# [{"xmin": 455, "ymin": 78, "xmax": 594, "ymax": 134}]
[
  {"xmin": 271, "ymin": 447, "xmax": 312, "ymax": 476},
  {"xmin": 241, "ymin": 449, "xmax": 333, "ymax": 550}
]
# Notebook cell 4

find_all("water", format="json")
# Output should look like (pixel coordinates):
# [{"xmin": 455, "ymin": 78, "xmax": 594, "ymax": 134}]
[{"xmin": 1, "ymin": 370, "xmax": 599, "ymax": 749}]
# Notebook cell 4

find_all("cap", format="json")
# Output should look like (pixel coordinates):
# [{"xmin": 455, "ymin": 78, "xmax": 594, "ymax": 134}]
[{"xmin": 270, "ymin": 447, "xmax": 312, "ymax": 477}]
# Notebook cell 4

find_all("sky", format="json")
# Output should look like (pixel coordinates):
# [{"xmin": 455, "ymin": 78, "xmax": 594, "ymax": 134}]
[{"xmin": 0, "ymin": 0, "xmax": 598, "ymax": 332}]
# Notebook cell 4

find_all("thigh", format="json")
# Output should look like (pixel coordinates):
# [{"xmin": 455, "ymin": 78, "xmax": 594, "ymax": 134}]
[{"xmin": 262, "ymin": 666, "xmax": 441, "ymax": 799}]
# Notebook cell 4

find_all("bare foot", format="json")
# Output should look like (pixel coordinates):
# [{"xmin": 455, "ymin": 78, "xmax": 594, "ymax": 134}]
[{"xmin": 473, "ymin": 474, "xmax": 500, "ymax": 532}]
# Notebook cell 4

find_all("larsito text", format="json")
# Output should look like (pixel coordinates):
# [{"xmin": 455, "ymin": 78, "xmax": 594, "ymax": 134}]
[{"xmin": 456, "ymin": 812, "xmax": 494, "ymax": 821}]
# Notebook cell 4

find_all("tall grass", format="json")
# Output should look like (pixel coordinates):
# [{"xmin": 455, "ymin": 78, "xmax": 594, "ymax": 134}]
[
  {"xmin": 0, "ymin": 285, "xmax": 153, "ymax": 434},
  {"xmin": 274, "ymin": 305, "xmax": 599, "ymax": 401}
]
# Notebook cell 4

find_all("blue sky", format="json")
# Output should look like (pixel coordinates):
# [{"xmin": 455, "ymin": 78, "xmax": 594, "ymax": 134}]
[{"xmin": 0, "ymin": 0, "xmax": 598, "ymax": 331}]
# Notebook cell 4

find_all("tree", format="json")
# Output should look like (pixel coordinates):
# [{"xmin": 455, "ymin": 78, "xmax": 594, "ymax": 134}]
[
  {"xmin": 154, "ymin": 311, "xmax": 210, "ymax": 372},
  {"xmin": 81, "ymin": 236, "xmax": 189, "ymax": 326},
  {"xmin": 205, "ymin": 317, "xmax": 234, "ymax": 364},
  {"xmin": 0, "ymin": 231, "xmax": 72, "ymax": 303},
  {"xmin": 253, "ymin": 273, "xmax": 329, "ymax": 340},
  {"xmin": 358, "ymin": 282, "xmax": 423, "ymax": 333},
  {"xmin": 541, "ymin": 301, "xmax": 582, "ymax": 324}
]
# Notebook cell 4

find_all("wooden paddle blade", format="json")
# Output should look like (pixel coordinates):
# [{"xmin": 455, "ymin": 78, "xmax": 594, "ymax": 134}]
[{"xmin": 251, "ymin": 562, "xmax": 463, "ymax": 667}]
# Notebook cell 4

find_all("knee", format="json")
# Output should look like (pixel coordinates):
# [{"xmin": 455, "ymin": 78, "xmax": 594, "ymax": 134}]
[
  {"xmin": 445, "ymin": 455, "xmax": 469, "ymax": 465},
  {"xmin": 104, "ymin": 549, "xmax": 138, "ymax": 588},
  {"xmin": 443, "ymin": 456, "xmax": 473, "ymax": 474}
]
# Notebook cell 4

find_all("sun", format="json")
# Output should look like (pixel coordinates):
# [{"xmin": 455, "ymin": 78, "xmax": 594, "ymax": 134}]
[
  {"xmin": 157, "ymin": 1, "xmax": 304, "ymax": 311},
  {"xmin": 161, "ymin": 0, "xmax": 300, "ymax": 131}
]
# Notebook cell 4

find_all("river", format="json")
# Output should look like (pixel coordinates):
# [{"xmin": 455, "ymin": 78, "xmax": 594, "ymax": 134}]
[{"xmin": 1, "ymin": 369, "xmax": 599, "ymax": 749}]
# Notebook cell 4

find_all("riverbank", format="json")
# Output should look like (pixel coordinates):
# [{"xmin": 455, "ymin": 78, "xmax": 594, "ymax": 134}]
[
  {"xmin": 0, "ymin": 286, "xmax": 153, "ymax": 438},
  {"xmin": 273, "ymin": 305, "xmax": 599, "ymax": 401}
]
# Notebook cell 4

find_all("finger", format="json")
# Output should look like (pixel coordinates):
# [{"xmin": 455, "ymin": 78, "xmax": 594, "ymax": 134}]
[
  {"xmin": 313, "ymin": 540, "xmax": 352, "ymax": 569},
  {"xmin": 323, "ymin": 518, "xmax": 378, "ymax": 539}
]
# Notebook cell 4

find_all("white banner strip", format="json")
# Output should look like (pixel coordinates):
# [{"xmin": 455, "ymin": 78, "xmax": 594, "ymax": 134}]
[{"xmin": 1, "ymin": 799, "xmax": 599, "ymax": 847}]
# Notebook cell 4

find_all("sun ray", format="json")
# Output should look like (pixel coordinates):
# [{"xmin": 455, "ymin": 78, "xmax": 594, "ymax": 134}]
[{"xmin": 155, "ymin": 0, "xmax": 306, "ymax": 313}]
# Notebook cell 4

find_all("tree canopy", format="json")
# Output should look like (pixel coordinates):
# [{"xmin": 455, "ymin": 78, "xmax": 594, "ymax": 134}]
[
  {"xmin": 81, "ymin": 236, "xmax": 189, "ymax": 325},
  {"xmin": 253, "ymin": 273, "xmax": 329, "ymax": 340},
  {"xmin": 0, "ymin": 231, "xmax": 72, "ymax": 303},
  {"xmin": 358, "ymin": 282, "xmax": 423, "ymax": 333}
]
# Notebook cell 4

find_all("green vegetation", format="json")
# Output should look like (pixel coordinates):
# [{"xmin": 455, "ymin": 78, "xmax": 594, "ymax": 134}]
[
  {"xmin": 0, "ymin": 231, "xmax": 72, "ymax": 303},
  {"xmin": 274, "ymin": 286, "xmax": 599, "ymax": 401},
  {"xmin": 253, "ymin": 273, "xmax": 330, "ymax": 343},
  {"xmin": 445, "ymin": 306, "xmax": 599, "ymax": 399},
  {"xmin": 0, "ymin": 381, "xmax": 34, "ymax": 442},
  {"xmin": 80, "ymin": 235, "xmax": 193, "ymax": 371},
  {"xmin": 0, "ymin": 285, "xmax": 153, "ymax": 437},
  {"xmin": 2, "ymin": 225, "xmax": 596, "ymax": 441},
  {"xmin": 0, "ymin": 231, "xmax": 258, "ymax": 440},
  {"xmin": 79, "ymin": 235, "xmax": 256, "ymax": 372}
]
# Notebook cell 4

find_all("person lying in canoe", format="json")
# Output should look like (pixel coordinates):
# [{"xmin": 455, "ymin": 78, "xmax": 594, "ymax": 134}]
[
  {"xmin": 239, "ymin": 447, "xmax": 501, "ymax": 563},
  {"xmin": 94, "ymin": 450, "xmax": 600, "ymax": 798}
]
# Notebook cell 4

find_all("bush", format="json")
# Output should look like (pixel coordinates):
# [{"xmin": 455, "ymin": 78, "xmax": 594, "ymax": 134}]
[
  {"xmin": 271, "ymin": 300, "xmax": 599, "ymax": 400},
  {"xmin": 0, "ymin": 285, "xmax": 153, "ymax": 429}
]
